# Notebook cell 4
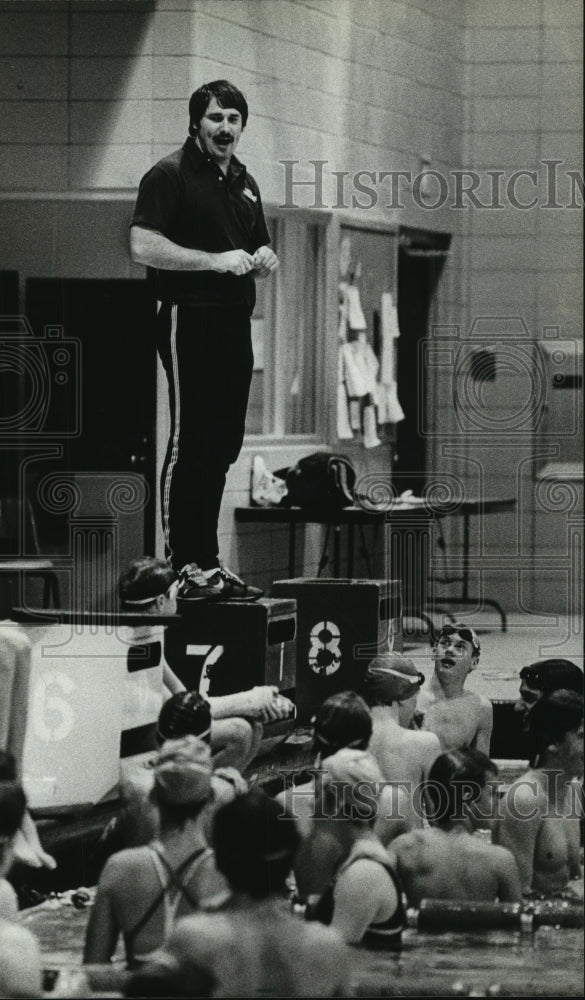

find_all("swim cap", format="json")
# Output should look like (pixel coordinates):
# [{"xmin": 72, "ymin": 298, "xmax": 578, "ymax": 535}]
[
  {"xmin": 153, "ymin": 735, "xmax": 212, "ymax": 805},
  {"xmin": 312, "ymin": 691, "xmax": 372, "ymax": 757},
  {"xmin": 321, "ymin": 747, "xmax": 384, "ymax": 788},
  {"xmin": 364, "ymin": 652, "xmax": 424, "ymax": 704},
  {"xmin": 156, "ymin": 691, "xmax": 212, "ymax": 745},
  {"xmin": 320, "ymin": 748, "xmax": 383, "ymax": 821}
]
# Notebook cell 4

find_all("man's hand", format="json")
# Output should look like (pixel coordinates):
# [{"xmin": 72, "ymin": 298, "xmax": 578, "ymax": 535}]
[
  {"xmin": 216, "ymin": 249, "xmax": 255, "ymax": 275},
  {"xmin": 253, "ymin": 245, "xmax": 279, "ymax": 278}
]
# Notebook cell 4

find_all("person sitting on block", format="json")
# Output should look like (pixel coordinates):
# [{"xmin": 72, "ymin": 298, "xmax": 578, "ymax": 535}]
[{"xmin": 119, "ymin": 557, "xmax": 294, "ymax": 770}]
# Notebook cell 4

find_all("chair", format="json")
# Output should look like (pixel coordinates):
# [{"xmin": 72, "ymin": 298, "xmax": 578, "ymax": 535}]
[{"xmin": 0, "ymin": 497, "xmax": 61, "ymax": 614}]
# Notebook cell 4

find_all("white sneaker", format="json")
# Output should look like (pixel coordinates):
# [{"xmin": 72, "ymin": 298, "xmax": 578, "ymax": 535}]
[{"xmin": 250, "ymin": 455, "xmax": 288, "ymax": 507}]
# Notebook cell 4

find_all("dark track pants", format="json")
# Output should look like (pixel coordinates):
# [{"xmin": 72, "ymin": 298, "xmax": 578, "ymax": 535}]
[{"xmin": 156, "ymin": 300, "xmax": 253, "ymax": 571}]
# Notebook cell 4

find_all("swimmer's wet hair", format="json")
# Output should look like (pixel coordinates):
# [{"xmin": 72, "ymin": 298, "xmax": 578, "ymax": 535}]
[
  {"xmin": 520, "ymin": 659, "xmax": 583, "ymax": 697},
  {"xmin": 212, "ymin": 789, "xmax": 300, "ymax": 899},
  {"xmin": 426, "ymin": 749, "xmax": 497, "ymax": 828},
  {"xmin": 119, "ymin": 557, "xmax": 176, "ymax": 607},
  {"xmin": 312, "ymin": 691, "xmax": 372, "ymax": 759},
  {"xmin": 527, "ymin": 689, "xmax": 584, "ymax": 766}
]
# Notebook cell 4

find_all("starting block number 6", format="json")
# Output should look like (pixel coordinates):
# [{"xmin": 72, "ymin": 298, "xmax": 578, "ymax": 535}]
[
  {"xmin": 31, "ymin": 672, "xmax": 76, "ymax": 743},
  {"xmin": 308, "ymin": 620, "xmax": 342, "ymax": 677}
]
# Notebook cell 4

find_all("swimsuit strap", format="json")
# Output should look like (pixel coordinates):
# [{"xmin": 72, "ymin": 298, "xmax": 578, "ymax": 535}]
[
  {"xmin": 126, "ymin": 845, "xmax": 208, "ymax": 946},
  {"xmin": 150, "ymin": 843, "xmax": 208, "ymax": 912}
]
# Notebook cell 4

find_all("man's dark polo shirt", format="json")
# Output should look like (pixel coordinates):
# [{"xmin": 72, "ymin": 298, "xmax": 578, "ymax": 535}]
[{"xmin": 130, "ymin": 137, "xmax": 270, "ymax": 312}]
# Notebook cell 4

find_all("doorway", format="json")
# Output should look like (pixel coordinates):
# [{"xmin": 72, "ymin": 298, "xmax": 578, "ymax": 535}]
[
  {"xmin": 21, "ymin": 278, "xmax": 157, "ymax": 606},
  {"xmin": 394, "ymin": 227, "xmax": 451, "ymax": 494}
]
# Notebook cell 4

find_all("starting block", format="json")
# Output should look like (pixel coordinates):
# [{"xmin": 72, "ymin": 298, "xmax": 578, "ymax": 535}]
[
  {"xmin": 271, "ymin": 578, "xmax": 402, "ymax": 722},
  {"xmin": 165, "ymin": 597, "xmax": 297, "ymax": 700},
  {"xmin": 9, "ymin": 608, "xmax": 173, "ymax": 810}
]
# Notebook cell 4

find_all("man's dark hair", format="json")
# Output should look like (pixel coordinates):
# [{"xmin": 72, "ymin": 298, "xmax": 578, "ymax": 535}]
[
  {"xmin": 189, "ymin": 80, "xmax": 249, "ymax": 135},
  {"xmin": 119, "ymin": 557, "xmax": 175, "ymax": 607},
  {"xmin": 212, "ymin": 789, "xmax": 299, "ymax": 899},
  {"xmin": 527, "ymin": 689, "xmax": 584, "ymax": 766},
  {"xmin": 312, "ymin": 691, "xmax": 372, "ymax": 760},
  {"xmin": 520, "ymin": 659, "xmax": 583, "ymax": 697},
  {"xmin": 426, "ymin": 749, "xmax": 497, "ymax": 828}
]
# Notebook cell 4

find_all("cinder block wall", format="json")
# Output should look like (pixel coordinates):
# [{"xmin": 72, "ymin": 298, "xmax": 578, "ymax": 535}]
[
  {"xmin": 454, "ymin": 0, "xmax": 583, "ymax": 615},
  {"xmin": 0, "ymin": 1, "xmax": 581, "ymax": 608}
]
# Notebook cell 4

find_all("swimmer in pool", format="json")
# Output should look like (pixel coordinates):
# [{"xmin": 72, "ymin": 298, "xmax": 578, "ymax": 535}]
[
  {"xmin": 363, "ymin": 653, "xmax": 441, "ymax": 816},
  {"xmin": 515, "ymin": 658, "xmax": 583, "ymax": 732},
  {"xmin": 390, "ymin": 748, "xmax": 522, "ymax": 907},
  {"xmin": 416, "ymin": 623, "xmax": 493, "ymax": 755},
  {"xmin": 0, "ymin": 781, "xmax": 43, "ymax": 999},
  {"xmin": 119, "ymin": 691, "xmax": 248, "ymax": 849},
  {"xmin": 496, "ymin": 690, "xmax": 583, "ymax": 897},
  {"xmin": 84, "ymin": 736, "xmax": 228, "ymax": 968},
  {"xmin": 275, "ymin": 691, "xmax": 415, "ymax": 901},
  {"xmin": 163, "ymin": 790, "xmax": 350, "ymax": 998},
  {"xmin": 306, "ymin": 747, "xmax": 407, "ymax": 949}
]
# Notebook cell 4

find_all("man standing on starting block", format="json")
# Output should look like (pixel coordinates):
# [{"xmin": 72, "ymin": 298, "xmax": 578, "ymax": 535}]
[{"xmin": 130, "ymin": 79, "xmax": 277, "ymax": 603}]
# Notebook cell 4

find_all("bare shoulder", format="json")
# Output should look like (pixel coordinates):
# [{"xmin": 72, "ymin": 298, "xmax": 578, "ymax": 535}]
[
  {"xmin": 407, "ymin": 728, "xmax": 441, "ymax": 751},
  {"xmin": 100, "ymin": 846, "xmax": 150, "ymax": 884},
  {"xmin": 340, "ymin": 857, "xmax": 392, "ymax": 895},
  {"xmin": 502, "ymin": 775, "xmax": 546, "ymax": 814},
  {"xmin": 0, "ymin": 919, "xmax": 38, "ymax": 951},
  {"xmin": 487, "ymin": 841, "xmax": 518, "ymax": 866},
  {"xmin": 391, "ymin": 829, "xmax": 425, "ymax": 855},
  {"xmin": 0, "ymin": 919, "xmax": 42, "ymax": 996},
  {"xmin": 170, "ymin": 911, "xmax": 229, "ymax": 955}
]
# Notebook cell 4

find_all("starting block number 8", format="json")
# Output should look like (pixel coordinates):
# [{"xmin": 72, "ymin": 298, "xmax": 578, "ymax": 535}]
[{"xmin": 308, "ymin": 620, "xmax": 342, "ymax": 677}]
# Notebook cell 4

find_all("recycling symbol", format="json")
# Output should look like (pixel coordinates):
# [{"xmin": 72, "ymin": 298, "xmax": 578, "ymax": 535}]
[{"xmin": 308, "ymin": 620, "xmax": 342, "ymax": 676}]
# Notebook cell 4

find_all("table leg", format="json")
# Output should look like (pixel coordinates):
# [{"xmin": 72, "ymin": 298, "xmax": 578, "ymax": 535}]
[
  {"xmin": 333, "ymin": 525, "xmax": 341, "ymax": 577},
  {"xmin": 288, "ymin": 523, "xmax": 296, "ymax": 578},
  {"xmin": 347, "ymin": 525, "xmax": 354, "ymax": 577}
]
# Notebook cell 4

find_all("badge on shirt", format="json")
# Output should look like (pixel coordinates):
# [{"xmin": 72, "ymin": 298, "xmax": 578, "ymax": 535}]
[{"xmin": 243, "ymin": 187, "xmax": 257, "ymax": 203}]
